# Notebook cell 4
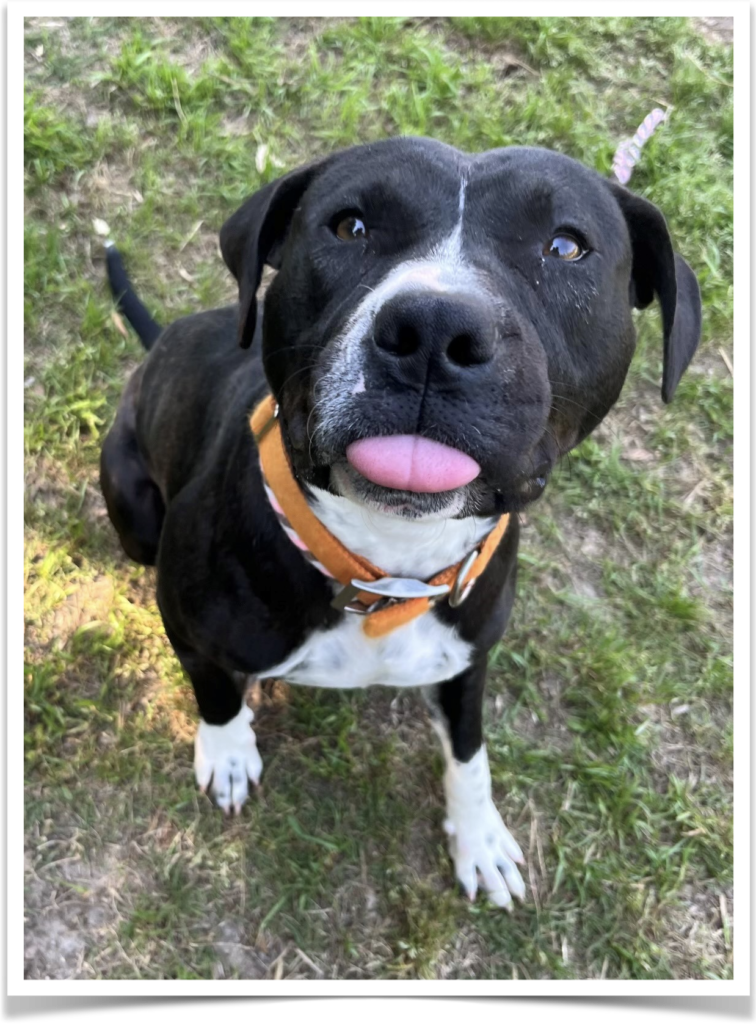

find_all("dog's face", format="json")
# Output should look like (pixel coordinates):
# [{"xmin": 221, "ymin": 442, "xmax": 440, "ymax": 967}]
[{"xmin": 221, "ymin": 137, "xmax": 701, "ymax": 519}]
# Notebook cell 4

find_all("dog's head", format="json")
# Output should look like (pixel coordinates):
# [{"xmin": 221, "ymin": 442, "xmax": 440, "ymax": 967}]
[{"xmin": 221, "ymin": 137, "xmax": 701, "ymax": 519}]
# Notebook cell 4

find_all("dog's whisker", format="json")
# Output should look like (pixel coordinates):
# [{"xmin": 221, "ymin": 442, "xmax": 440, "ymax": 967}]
[
  {"xmin": 277, "ymin": 362, "xmax": 318, "ymax": 393},
  {"xmin": 305, "ymin": 391, "xmax": 335, "ymax": 464},
  {"xmin": 265, "ymin": 343, "xmax": 326, "ymax": 358},
  {"xmin": 550, "ymin": 394, "xmax": 592, "ymax": 416}
]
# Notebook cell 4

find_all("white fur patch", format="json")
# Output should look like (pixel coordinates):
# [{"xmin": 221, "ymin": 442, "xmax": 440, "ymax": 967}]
[
  {"xmin": 259, "ymin": 610, "xmax": 471, "ymax": 690},
  {"xmin": 308, "ymin": 485, "xmax": 495, "ymax": 579},
  {"xmin": 431, "ymin": 724, "xmax": 525, "ymax": 909},
  {"xmin": 444, "ymin": 177, "xmax": 467, "ymax": 257},
  {"xmin": 194, "ymin": 704, "xmax": 262, "ymax": 814}
]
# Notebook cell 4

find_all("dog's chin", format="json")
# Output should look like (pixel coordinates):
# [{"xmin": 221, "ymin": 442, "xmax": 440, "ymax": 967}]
[{"xmin": 329, "ymin": 462, "xmax": 469, "ymax": 520}]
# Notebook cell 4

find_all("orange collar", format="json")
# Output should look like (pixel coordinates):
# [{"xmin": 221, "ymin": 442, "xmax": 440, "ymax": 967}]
[{"xmin": 250, "ymin": 395, "xmax": 509, "ymax": 639}]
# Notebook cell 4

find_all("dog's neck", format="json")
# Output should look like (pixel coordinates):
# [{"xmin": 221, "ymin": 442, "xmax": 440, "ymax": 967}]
[{"xmin": 307, "ymin": 485, "xmax": 497, "ymax": 579}]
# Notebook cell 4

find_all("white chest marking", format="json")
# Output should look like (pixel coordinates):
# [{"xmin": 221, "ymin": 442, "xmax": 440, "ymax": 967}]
[{"xmin": 259, "ymin": 611, "xmax": 472, "ymax": 690}]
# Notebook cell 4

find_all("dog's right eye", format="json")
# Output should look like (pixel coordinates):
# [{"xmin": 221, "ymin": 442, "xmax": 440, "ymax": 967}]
[{"xmin": 333, "ymin": 212, "xmax": 369, "ymax": 242}]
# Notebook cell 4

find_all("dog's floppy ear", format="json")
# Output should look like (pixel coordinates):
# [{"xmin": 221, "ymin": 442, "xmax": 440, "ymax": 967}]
[
  {"xmin": 220, "ymin": 160, "xmax": 328, "ymax": 349},
  {"xmin": 608, "ymin": 182, "xmax": 702, "ymax": 403}
]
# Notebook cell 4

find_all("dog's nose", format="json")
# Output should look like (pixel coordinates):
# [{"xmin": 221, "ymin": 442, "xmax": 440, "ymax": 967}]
[{"xmin": 373, "ymin": 292, "xmax": 495, "ymax": 378}]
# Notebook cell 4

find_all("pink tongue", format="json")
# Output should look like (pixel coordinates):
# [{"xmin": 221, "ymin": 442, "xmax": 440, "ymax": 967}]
[{"xmin": 346, "ymin": 435, "xmax": 480, "ymax": 493}]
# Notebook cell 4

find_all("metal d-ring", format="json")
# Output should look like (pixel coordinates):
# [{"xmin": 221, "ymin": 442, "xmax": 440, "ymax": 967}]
[
  {"xmin": 253, "ymin": 402, "xmax": 280, "ymax": 444},
  {"xmin": 448, "ymin": 550, "xmax": 478, "ymax": 608}
]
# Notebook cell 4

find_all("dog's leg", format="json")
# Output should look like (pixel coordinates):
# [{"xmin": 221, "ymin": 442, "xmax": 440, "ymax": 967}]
[
  {"xmin": 100, "ymin": 368, "xmax": 165, "ymax": 565},
  {"xmin": 170, "ymin": 641, "xmax": 262, "ymax": 815},
  {"xmin": 424, "ymin": 661, "xmax": 525, "ymax": 909}
]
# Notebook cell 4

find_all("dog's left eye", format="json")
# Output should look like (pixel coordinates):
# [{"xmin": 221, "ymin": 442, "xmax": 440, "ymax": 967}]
[
  {"xmin": 334, "ymin": 213, "xmax": 369, "ymax": 242},
  {"xmin": 544, "ymin": 235, "xmax": 586, "ymax": 261}
]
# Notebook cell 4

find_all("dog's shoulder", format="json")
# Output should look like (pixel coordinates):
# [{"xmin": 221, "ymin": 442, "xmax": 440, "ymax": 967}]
[
  {"xmin": 144, "ymin": 304, "xmax": 242, "ymax": 364},
  {"xmin": 135, "ymin": 305, "xmax": 267, "ymax": 497}
]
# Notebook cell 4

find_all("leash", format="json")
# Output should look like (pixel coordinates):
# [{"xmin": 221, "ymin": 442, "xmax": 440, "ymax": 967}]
[
  {"xmin": 611, "ymin": 107, "xmax": 669, "ymax": 184},
  {"xmin": 250, "ymin": 395, "xmax": 509, "ymax": 639}
]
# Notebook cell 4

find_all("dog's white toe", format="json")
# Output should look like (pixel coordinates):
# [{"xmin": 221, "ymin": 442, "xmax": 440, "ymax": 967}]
[
  {"xmin": 194, "ymin": 704, "xmax": 262, "ymax": 814},
  {"xmin": 439, "ymin": 743, "xmax": 525, "ymax": 909}
]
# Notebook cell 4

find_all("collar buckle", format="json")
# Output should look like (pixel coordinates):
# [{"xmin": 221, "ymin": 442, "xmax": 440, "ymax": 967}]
[{"xmin": 331, "ymin": 577, "xmax": 452, "ymax": 615}]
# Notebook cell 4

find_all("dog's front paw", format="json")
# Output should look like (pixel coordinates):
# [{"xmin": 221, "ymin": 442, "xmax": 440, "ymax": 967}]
[
  {"xmin": 442, "ymin": 745, "xmax": 525, "ymax": 909},
  {"xmin": 194, "ymin": 704, "xmax": 263, "ymax": 815},
  {"xmin": 444, "ymin": 799, "xmax": 526, "ymax": 909}
]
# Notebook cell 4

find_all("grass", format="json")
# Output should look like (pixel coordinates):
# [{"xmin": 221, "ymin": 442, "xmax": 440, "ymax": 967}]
[{"xmin": 23, "ymin": 16, "xmax": 732, "ymax": 980}]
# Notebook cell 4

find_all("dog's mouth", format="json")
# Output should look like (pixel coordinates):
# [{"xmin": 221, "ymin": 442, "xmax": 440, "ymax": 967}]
[
  {"xmin": 329, "ymin": 461, "xmax": 471, "ymax": 519},
  {"xmin": 320, "ymin": 434, "xmax": 551, "ymax": 520},
  {"xmin": 331, "ymin": 434, "xmax": 482, "ymax": 519},
  {"xmin": 282, "ymin": 371, "xmax": 555, "ymax": 519}
]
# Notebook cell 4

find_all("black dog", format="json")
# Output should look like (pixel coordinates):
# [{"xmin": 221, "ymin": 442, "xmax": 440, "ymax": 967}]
[{"xmin": 100, "ymin": 137, "xmax": 701, "ymax": 909}]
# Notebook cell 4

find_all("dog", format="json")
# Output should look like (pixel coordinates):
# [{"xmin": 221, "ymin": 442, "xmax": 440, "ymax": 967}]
[{"xmin": 100, "ymin": 136, "xmax": 701, "ymax": 910}]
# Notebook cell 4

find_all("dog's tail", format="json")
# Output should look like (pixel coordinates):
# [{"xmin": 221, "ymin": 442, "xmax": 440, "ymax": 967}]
[{"xmin": 104, "ymin": 241, "xmax": 162, "ymax": 350}]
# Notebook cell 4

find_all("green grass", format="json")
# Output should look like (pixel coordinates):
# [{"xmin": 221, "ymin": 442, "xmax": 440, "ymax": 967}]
[{"xmin": 24, "ymin": 16, "xmax": 732, "ymax": 980}]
